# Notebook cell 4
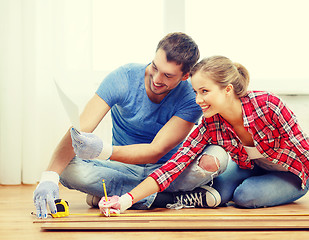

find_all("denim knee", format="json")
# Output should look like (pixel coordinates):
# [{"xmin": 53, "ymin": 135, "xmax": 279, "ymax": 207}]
[
  {"xmin": 233, "ymin": 186, "xmax": 259, "ymax": 208},
  {"xmin": 199, "ymin": 145, "xmax": 230, "ymax": 175},
  {"xmin": 233, "ymin": 172, "xmax": 309, "ymax": 208},
  {"xmin": 59, "ymin": 158, "xmax": 98, "ymax": 190}
]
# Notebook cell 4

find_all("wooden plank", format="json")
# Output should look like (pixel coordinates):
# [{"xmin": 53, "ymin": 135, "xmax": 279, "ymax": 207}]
[
  {"xmin": 40, "ymin": 218, "xmax": 309, "ymax": 230},
  {"xmin": 33, "ymin": 215, "xmax": 309, "ymax": 224},
  {"xmin": 36, "ymin": 214, "xmax": 309, "ymax": 230}
]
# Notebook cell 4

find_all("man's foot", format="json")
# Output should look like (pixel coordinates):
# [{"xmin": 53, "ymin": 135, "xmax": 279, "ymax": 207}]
[
  {"xmin": 167, "ymin": 185, "xmax": 221, "ymax": 209},
  {"xmin": 86, "ymin": 194, "xmax": 101, "ymax": 208}
]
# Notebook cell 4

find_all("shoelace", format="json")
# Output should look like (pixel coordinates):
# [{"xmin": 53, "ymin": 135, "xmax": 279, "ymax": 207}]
[{"xmin": 166, "ymin": 192, "xmax": 204, "ymax": 210}]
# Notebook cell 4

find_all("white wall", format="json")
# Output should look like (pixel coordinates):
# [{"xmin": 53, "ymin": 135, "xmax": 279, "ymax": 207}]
[
  {"xmin": 0, "ymin": 0, "xmax": 108, "ymax": 184},
  {"xmin": 0, "ymin": 0, "xmax": 23, "ymax": 184},
  {"xmin": 185, "ymin": 0, "xmax": 309, "ymax": 94},
  {"xmin": 0, "ymin": 0, "xmax": 168, "ymax": 184}
]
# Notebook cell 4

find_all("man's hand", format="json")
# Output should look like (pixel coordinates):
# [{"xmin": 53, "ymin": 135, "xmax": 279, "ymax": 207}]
[
  {"xmin": 33, "ymin": 171, "xmax": 59, "ymax": 218},
  {"xmin": 98, "ymin": 193, "xmax": 134, "ymax": 217},
  {"xmin": 70, "ymin": 128, "xmax": 113, "ymax": 160},
  {"xmin": 70, "ymin": 128, "xmax": 103, "ymax": 159}
]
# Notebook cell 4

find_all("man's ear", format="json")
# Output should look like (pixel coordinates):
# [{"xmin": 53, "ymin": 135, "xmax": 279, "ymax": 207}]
[{"xmin": 181, "ymin": 72, "xmax": 190, "ymax": 81}]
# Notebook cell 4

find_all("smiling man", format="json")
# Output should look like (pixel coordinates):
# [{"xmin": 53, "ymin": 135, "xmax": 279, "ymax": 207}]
[
  {"xmin": 147, "ymin": 50, "xmax": 187, "ymax": 102},
  {"xmin": 33, "ymin": 32, "xmax": 210, "ymax": 218}
]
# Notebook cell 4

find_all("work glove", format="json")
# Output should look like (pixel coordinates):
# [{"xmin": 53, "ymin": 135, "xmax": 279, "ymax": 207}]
[
  {"xmin": 33, "ymin": 171, "xmax": 59, "ymax": 218},
  {"xmin": 70, "ymin": 127, "xmax": 112, "ymax": 160},
  {"xmin": 98, "ymin": 193, "xmax": 134, "ymax": 217}
]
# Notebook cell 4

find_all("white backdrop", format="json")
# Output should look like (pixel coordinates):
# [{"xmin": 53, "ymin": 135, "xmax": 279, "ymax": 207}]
[
  {"xmin": 0, "ymin": 0, "xmax": 308, "ymax": 184},
  {"xmin": 185, "ymin": 0, "xmax": 309, "ymax": 94},
  {"xmin": 0, "ymin": 0, "xmax": 178, "ymax": 184}
]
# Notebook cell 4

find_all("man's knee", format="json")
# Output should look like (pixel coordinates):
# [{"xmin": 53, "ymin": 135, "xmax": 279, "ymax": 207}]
[{"xmin": 60, "ymin": 160, "xmax": 92, "ymax": 188}]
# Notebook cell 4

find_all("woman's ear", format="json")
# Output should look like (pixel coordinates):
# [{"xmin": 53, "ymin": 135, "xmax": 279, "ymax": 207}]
[{"xmin": 225, "ymin": 84, "xmax": 234, "ymax": 95}]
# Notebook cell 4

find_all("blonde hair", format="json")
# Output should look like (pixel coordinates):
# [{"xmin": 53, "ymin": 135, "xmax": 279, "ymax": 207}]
[{"xmin": 190, "ymin": 56, "xmax": 250, "ymax": 97}]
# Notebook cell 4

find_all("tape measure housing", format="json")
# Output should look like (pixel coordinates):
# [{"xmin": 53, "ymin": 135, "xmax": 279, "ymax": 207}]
[{"xmin": 51, "ymin": 199, "xmax": 69, "ymax": 218}]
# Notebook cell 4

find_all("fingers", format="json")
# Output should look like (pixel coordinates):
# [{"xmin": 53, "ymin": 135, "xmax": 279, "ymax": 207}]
[
  {"xmin": 100, "ymin": 207, "xmax": 120, "ymax": 217},
  {"xmin": 99, "ymin": 197, "xmax": 111, "ymax": 216},
  {"xmin": 47, "ymin": 195, "xmax": 57, "ymax": 215},
  {"xmin": 70, "ymin": 127, "xmax": 83, "ymax": 145},
  {"xmin": 72, "ymin": 127, "xmax": 80, "ymax": 135},
  {"xmin": 34, "ymin": 197, "xmax": 48, "ymax": 218},
  {"xmin": 34, "ymin": 199, "xmax": 43, "ymax": 218},
  {"xmin": 98, "ymin": 196, "xmax": 118, "ymax": 208},
  {"xmin": 101, "ymin": 207, "xmax": 110, "ymax": 217},
  {"xmin": 34, "ymin": 197, "xmax": 58, "ymax": 218}
]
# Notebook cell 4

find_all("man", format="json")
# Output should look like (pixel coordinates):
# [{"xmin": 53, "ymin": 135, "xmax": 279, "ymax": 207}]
[{"xmin": 33, "ymin": 32, "xmax": 226, "ymax": 219}]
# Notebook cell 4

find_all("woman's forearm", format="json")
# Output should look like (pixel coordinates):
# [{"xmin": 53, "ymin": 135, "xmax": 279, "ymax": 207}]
[{"xmin": 129, "ymin": 177, "xmax": 160, "ymax": 204}]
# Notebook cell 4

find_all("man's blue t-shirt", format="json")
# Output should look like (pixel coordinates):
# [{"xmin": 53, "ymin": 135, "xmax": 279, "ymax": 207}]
[{"xmin": 96, "ymin": 63, "xmax": 202, "ymax": 164}]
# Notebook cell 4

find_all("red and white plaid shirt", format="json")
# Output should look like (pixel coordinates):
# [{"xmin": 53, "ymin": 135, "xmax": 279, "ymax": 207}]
[{"xmin": 150, "ymin": 91, "xmax": 309, "ymax": 191}]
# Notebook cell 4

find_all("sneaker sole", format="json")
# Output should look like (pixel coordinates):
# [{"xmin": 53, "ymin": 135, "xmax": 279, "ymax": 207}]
[
  {"xmin": 200, "ymin": 185, "xmax": 221, "ymax": 208},
  {"xmin": 86, "ymin": 194, "xmax": 100, "ymax": 208}
]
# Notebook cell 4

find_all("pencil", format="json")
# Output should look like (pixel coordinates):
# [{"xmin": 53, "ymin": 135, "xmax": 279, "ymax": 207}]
[{"xmin": 102, "ymin": 179, "xmax": 110, "ymax": 216}]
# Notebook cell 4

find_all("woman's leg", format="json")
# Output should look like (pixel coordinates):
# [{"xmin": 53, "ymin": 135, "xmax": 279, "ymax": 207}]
[
  {"xmin": 232, "ymin": 170, "xmax": 308, "ymax": 208},
  {"xmin": 212, "ymin": 159, "xmax": 254, "ymax": 206},
  {"xmin": 153, "ymin": 145, "xmax": 230, "ymax": 208},
  {"xmin": 167, "ymin": 145, "xmax": 230, "ymax": 192}
]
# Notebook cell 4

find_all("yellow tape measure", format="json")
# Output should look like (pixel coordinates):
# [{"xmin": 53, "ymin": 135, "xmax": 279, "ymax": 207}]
[
  {"xmin": 51, "ymin": 199, "xmax": 70, "ymax": 218},
  {"xmin": 48, "ymin": 199, "xmax": 309, "ymax": 218}
]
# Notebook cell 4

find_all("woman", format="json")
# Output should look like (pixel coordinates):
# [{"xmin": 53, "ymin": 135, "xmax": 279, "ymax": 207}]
[{"xmin": 99, "ymin": 56, "xmax": 309, "ymax": 215}]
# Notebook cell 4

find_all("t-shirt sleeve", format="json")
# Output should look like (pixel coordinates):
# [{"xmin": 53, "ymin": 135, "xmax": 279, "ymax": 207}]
[
  {"xmin": 173, "ymin": 83, "xmax": 202, "ymax": 124},
  {"xmin": 95, "ymin": 66, "xmax": 128, "ymax": 107}
]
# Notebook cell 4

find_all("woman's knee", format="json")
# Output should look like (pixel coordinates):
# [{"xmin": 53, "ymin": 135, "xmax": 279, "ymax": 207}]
[
  {"xmin": 233, "ymin": 186, "xmax": 260, "ymax": 208},
  {"xmin": 198, "ymin": 145, "xmax": 229, "ymax": 174}
]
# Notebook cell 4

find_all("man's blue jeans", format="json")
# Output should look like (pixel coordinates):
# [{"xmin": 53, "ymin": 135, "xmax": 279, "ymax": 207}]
[
  {"xmin": 213, "ymin": 159, "xmax": 309, "ymax": 208},
  {"xmin": 60, "ymin": 145, "xmax": 229, "ymax": 209}
]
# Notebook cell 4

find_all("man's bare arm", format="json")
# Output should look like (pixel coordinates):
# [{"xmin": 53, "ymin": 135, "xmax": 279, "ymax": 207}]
[
  {"xmin": 110, "ymin": 116, "xmax": 195, "ymax": 164},
  {"xmin": 47, "ymin": 94, "xmax": 111, "ymax": 174}
]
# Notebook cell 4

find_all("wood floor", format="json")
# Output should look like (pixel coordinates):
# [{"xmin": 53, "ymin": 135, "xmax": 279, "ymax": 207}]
[{"xmin": 1, "ymin": 184, "xmax": 309, "ymax": 239}]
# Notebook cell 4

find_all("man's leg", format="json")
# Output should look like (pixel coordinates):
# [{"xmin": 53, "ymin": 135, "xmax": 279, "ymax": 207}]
[{"xmin": 60, "ymin": 157, "xmax": 161, "ymax": 209}]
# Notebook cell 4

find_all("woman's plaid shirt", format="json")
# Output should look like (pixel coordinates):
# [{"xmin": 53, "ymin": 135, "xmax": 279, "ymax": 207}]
[{"xmin": 150, "ymin": 91, "xmax": 309, "ymax": 191}]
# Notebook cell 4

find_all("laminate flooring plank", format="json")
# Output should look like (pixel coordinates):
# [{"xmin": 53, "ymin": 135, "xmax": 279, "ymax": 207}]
[
  {"xmin": 40, "ymin": 219, "xmax": 309, "ymax": 230},
  {"xmin": 35, "ymin": 213, "xmax": 309, "ymax": 230}
]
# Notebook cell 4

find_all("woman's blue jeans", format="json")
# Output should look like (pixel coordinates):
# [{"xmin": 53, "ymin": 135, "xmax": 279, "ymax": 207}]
[{"xmin": 213, "ymin": 159, "xmax": 309, "ymax": 208}]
